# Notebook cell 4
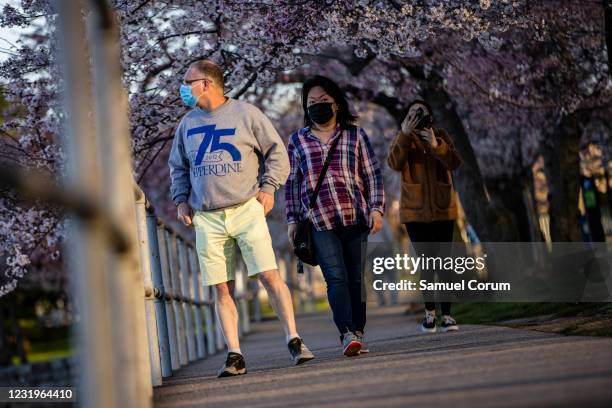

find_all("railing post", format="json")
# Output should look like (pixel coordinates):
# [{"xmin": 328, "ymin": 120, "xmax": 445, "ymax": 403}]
[
  {"xmin": 157, "ymin": 227, "xmax": 180, "ymax": 371},
  {"xmin": 288, "ymin": 255, "xmax": 299, "ymax": 308},
  {"xmin": 235, "ymin": 265, "xmax": 244, "ymax": 338},
  {"xmin": 134, "ymin": 192, "xmax": 160, "ymax": 387},
  {"xmin": 241, "ymin": 274, "xmax": 251, "ymax": 334},
  {"xmin": 306, "ymin": 265, "xmax": 315, "ymax": 312},
  {"xmin": 235, "ymin": 261, "xmax": 250, "ymax": 335},
  {"xmin": 177, "ymin": 239, "xmax": 196, "ymax": 362},
  {"xmin": 249, "ymin": 279, "xmax": 262, "ymax": 323},
  {"xmin": 188, "ymin": 246, "xmax": 206, "ymax": 359},
  {"xmin": 56, "ymin": 3, "xmax": 118, "ymax": 406},
  {"xmin": 166, "ymin": 231, "xmax": 188, "ymax": 366},
  {"xmin": 202, "ymin": 284, "xmax": 217, "ymax": 356},
  {"xmin": 213, "ymin": 290, "xmax": 226, "ymax": 351},
  {"xmin": 146, "ymin": 207, "xmax": 172, "ymax": 379},
  {"xmin": 83, "ymin": 1, "xmax": 152, "ymax": 404}
]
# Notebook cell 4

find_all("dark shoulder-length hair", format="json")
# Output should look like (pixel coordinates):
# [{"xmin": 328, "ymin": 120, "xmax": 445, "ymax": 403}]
[{"xmin": 301, "ymin": 75, "xmax": 358, "ymax": 130}]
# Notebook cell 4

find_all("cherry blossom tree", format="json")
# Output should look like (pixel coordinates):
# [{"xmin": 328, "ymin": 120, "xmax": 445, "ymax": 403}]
[
  {"xmin": 264, "ymin": 0, "xmax": 611, "ymax": 241},
  {"xmin": 1, "ymin": 0, "xmax": 609, "ymax": 296}
]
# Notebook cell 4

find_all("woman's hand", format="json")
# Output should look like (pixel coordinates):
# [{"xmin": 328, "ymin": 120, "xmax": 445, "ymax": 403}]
[
  {"xmin": 401, "ymin": 111, "xmax": 420, "ymax": 135},
  {"xmin": 369, "ymin": 211, "xmax": 383, "ymax": 235},
  {"xmin": 287, "ymin": 223, "xmax": 297, "ymax": 246},
  {"xmin": 416, "ymin": 128, "xmax": 438, "ymax": 148}
]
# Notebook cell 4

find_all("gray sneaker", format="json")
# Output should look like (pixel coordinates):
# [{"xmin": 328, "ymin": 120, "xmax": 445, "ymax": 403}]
[
  {"xmin": 355, "ymin": 331, "xmax": 369, "ymax": 354},
  {"xmin": 342, "ymin": 332, "xmax": 362, "ymax": 357},
  {"xmin": 287, "ymin": 337, "xmax": 315, "ymax": 365}
]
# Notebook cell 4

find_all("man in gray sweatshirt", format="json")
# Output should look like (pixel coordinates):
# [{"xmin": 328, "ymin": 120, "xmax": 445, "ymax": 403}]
[{"xmin": 169, "ymin": 60, "xmax": 314, "ymax": 377}]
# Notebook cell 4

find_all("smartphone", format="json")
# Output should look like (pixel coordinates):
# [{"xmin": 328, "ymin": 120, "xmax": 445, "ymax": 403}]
[{"xmin": 415, "ymin": 113, "xmax": 432, "ymax": 131}]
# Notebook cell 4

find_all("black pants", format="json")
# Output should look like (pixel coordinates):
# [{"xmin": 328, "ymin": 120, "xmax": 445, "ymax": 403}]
[{"xmin": 404, "ymin": 220, "xmax": 454, "ymax": 315}]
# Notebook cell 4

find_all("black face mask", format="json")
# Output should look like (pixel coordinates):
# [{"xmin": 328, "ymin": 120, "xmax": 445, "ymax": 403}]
[{"xmin": 308, "ymin": 102, "xmax": 335, "ymax": 125}]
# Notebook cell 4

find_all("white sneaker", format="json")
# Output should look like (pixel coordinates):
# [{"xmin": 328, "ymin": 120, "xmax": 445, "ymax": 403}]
[{"xmin": 441, "ymin": 315, "xmax": 459, "ymax": 332}]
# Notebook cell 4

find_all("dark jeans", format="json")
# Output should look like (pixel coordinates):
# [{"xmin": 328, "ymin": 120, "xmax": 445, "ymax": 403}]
[
  {"xmin": 404, "ymin": 220, "xmax": 454, "ymax": 316},
  {"xmin": 311, "ymin": 223, "xmax": 369, "ymax": 335}
]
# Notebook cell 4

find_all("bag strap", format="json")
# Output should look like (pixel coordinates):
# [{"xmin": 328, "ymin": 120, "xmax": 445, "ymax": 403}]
[{"xmin": 307, "ymin": 130, "xmax": 342, "ymax": 211}]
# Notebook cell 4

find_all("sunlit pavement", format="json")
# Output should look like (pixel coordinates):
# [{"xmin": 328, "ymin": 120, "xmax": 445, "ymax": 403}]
[{"xmin": 154, "ymin": 305, "xmax": 612, "ymax": 408}]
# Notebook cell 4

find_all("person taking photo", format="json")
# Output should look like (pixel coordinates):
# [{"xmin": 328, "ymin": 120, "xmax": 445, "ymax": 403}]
[{"xmin": 387, "ymin": 99, "xmax": 462, "ymax": 333}]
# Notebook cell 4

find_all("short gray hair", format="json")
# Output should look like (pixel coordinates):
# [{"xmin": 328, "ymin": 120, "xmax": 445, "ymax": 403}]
[{"xmin": 190, "ymin": 60, "xmax": 224, "ymax": 91}]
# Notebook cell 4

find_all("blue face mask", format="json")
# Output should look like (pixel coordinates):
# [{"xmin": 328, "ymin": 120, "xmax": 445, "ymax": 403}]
[{"xmin": 180, "ymin": 84, "xmax": 198, "ymax": 108}]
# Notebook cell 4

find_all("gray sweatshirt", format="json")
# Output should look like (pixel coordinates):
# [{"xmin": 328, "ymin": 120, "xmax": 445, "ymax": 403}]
[{"xmin": 168, "ymin": 98, "xmax": 290, "ymax": 210}]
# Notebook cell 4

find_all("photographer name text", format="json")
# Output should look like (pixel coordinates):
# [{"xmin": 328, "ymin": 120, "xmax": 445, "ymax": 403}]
[{"xmin": 372, "ymin": 279, "xmax": 511, "ymax": 292}]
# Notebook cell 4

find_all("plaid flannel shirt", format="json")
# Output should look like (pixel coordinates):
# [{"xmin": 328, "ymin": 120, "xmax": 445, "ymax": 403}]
[{"xmin": 285, "ymin": 125, "xmax": 385, "ymax": 231}]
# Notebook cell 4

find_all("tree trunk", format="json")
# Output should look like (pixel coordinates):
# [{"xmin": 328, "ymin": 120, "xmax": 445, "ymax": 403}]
[
  {"xmin": 523, "ymin": 166, "xmax": 546, "ymax": 242},
  {"xmin": 542, "ymin": 113, "xmax": 582, "ymax": 242},
  {"xmin": 486, "ymin": 174, "xmax": 535, "ymax": 242}
]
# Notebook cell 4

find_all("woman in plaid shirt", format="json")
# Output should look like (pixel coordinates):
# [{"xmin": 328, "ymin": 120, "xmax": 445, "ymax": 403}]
[{"xmin": 285, "ymin": 76, "xmax": 385, "ymax": 356}]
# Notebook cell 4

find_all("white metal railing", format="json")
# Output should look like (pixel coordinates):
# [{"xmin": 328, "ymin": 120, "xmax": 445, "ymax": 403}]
[
  {"xmin": 134, "ymin": 192, "xmax": 251, "ymax": 386},
  {"xmin": 27, "ymin": 2, "xmax": 316, "ymax": 405}
]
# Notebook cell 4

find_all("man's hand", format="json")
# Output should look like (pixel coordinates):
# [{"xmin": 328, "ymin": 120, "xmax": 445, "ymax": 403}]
[
  {"xmin": 256, "ymin": 191, "xmax": 274, "ymax": 216},
  {"xmin": 416, "ymin": 128, "xmax": 438, "ymax": 148},
  {"xmin": 177, "ymin": 202, "xmax": 193, "ymax": 227},
  {"xmin": 369, "ymin": 211, "xmax": 383, "ymax": 235},
  {"xmin": 287, "ymin": 223, "xmax": 297, "ymax": 246},
  {"xmin": 401, "ymin": 111, "xmax": 419, "ymax": 135}
]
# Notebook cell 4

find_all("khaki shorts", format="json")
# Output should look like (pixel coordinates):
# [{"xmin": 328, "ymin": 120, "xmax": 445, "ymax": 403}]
[{"xmin": 193, "ymin": 196, "xmax": 278, "ymax": 286}]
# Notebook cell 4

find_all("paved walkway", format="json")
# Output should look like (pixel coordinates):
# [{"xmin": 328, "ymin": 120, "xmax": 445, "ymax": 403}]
[{"xmin": 154, "ymin": 306, "xmax": 612, "ymax": 407}]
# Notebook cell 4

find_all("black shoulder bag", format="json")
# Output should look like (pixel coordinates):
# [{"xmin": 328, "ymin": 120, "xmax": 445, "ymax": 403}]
[{"xmin": 293, "ymin": 133, "xmax": 341, "ymax": 268}]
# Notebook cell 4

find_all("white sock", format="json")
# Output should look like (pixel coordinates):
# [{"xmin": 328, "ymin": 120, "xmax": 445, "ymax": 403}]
[
  {"xmin": 286, "ymin": 333, "xmax": 300, "ymax": 343},
  {"xmin": 228, "ymin": 348, "xmax": 242, "ymax": 355}
]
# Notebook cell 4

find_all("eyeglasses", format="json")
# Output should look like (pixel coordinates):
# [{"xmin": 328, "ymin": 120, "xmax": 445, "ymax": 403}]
[{"xmin": 182, "ymin": 78, "xmax": 209, "ymax": 86}]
